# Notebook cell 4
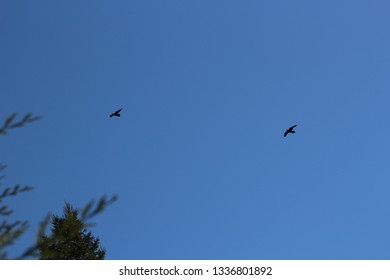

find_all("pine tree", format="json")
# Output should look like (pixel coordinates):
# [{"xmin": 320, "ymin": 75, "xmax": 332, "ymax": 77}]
[{"xmin": 39, "ymin": 203, "xmax": 106, "ymax": 260}]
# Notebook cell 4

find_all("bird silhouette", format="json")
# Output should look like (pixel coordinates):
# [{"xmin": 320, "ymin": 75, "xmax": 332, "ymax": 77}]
[
  {"xmin": 109, "ymin": 108, "xmax": 122, "ymax": 118},
  {"xmin": 284, "ymin": 124, "xmax": 297, "ymax": 137}
]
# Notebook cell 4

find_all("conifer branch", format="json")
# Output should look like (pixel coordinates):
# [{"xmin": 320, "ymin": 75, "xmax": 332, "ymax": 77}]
[{"xmin": 0, "ymin": 113, "xmax": 41, "ymax": 135}]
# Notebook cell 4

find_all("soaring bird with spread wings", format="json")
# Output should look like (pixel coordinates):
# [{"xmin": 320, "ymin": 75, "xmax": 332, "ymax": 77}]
[
  {"xmin": 284, "ymin": 125, "xmax": 297, "ymax": 137},
  {"xmin": 109, "ymin": 108, "xmax": 122, "ymax": 118}
]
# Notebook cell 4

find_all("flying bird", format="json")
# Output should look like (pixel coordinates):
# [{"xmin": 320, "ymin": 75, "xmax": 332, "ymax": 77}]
[
  {"xmin": 109, "ymin": 108, "xmax": 122, "ymax": 118},
  {"xmin": 284, "ymin": 125, "xmax": 297, "ymax": 137}
]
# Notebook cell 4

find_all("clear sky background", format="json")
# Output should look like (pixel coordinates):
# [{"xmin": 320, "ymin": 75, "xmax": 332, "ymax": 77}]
[{"xmin": 1, "ymin": 0, "xmax": 390, "ymax": 259}]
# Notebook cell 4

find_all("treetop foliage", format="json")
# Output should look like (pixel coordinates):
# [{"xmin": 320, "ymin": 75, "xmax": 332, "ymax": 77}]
[{"xmin": 39, "ymin": 203, "xmax": 108, "ymax": 260}]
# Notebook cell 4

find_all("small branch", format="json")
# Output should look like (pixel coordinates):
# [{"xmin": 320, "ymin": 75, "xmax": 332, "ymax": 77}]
[
  {"xmin": 0, "ymin": 185, "xmax": 33, "ymax": 204},
  {"xmin": 80, "ymin": 195, "xmax": 118, "ymax": 222},
  {"xmin": 0, "ymin": 113, "xmax": 41, "ymax": 135}
]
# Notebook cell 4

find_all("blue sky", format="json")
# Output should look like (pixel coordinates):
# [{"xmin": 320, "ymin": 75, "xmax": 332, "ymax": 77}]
[{"xmin": 1, "ymin": 0, "xmax": 390, "ymax": 259}]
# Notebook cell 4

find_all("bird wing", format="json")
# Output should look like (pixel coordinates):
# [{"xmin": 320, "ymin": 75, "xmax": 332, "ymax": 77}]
[
  {"xmin": 284, "ymin": 131, "xmax": 288, "ymax": 137},
  {"xmin": 290, "ymin": 125, "xmax": 297, "ymax": 129},
  {"xmin": 115, "ymin": 108, "xmax": 122, "ymax": 114}
]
